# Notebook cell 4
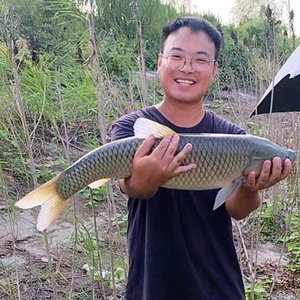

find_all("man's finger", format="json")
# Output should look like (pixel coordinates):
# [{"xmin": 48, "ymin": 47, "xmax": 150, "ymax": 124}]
[
  {"xmin": 173, "ymin": 143, "xmax": 193, "ymax": 165},
  {"xmin": 270, "ymin": 157, "xmax": 282, "ymax": 179},
  {"xmin": 260, "ymin": 160, "xmax": 271, "ymax": 181},
  {"xmin": 279, "ymin": 159, "xmax": 292, "ymax": 180},
  {"xmin": 164, "ymin": 135, "xmax": 180, "ymax": 157},
  {"xmin": 151, "ymin": 135, "xmax": 173, "ymax": 157},
  {"xmin": 245, "ymin": 171, "xmax": 256, "ymax": 188},
  {"xmin": 134, "ymin": 134, "xmax": 155, "ymax": 158},
  {"xmin": 173, "ymin": 163, "xmax": 196, "ymax": 176}
]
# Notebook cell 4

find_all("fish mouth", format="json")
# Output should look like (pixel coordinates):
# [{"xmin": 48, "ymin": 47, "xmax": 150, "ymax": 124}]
[{"xmin": 287, "ymin": 149, "xmax": 296, "ymax": 162}]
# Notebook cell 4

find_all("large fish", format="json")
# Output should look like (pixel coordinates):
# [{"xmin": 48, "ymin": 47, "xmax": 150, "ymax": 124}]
[{"xmin": 16, "ymin": 118, "xmax": 296, "ymax": 231}]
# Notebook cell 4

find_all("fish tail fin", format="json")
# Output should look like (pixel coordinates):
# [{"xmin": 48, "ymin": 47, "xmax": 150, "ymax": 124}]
[
  {"xmin": 36, "ymin": 193, "xmax": 68, "ymax": 231},
  {"xmin": 15, "ymin": 175, "xmax": 68, "ymax": 231}
]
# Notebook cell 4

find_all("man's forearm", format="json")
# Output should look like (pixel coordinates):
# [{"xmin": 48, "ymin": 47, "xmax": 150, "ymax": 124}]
[
  {"xmin": 118, "ymin": 178, "xmax": 158, "ymax": 199},
  {"xmin": 225, "ymin": 186, "xmax": 261, "ymax": 220}
]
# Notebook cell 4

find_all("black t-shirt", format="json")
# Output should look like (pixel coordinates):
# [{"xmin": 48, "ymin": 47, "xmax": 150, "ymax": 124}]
[{"xmin": 111, "ymin": 106, "xmax": 246, "ymax": 300}]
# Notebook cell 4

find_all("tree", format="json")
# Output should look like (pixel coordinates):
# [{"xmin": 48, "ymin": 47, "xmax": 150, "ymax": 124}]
[
  {"xmin": 0, "ymin": 0, "xmax": 87, "ymax": 65},
  {"xmin": 230, "ymin": 0, "xmax": 286, "ymax": 24}
]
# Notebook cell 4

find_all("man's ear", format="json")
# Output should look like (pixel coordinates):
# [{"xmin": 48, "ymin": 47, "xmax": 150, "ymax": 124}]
[
  {"xmin": 157, "ymin": 54, "xmax": 162, "ymax": 73},
  {"xmin": 212, "ymin": 62, "xmax": 218, "ymax": 81}
]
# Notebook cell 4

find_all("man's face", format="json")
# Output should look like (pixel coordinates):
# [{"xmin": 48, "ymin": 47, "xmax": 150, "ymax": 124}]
[{"xmin": 157, "ymin": 27, "xmax": 218, "ymax": 104}]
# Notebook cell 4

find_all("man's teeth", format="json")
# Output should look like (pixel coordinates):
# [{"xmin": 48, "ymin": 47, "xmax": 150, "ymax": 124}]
[{"xmin": 176, "ymin": 79, "xmax": 194, "ymax": 85}]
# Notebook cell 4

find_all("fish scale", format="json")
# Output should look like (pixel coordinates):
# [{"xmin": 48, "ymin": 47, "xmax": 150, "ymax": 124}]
[
  {"xmin": 57, "ymin": 138, "xmax": 143, "ymax": 199},
  {"xmin": 163, "ymin": 135, "xmax": 253, "ymax": 189}
]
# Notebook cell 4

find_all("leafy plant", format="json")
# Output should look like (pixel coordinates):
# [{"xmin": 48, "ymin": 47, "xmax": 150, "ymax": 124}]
[
  {"xmin": 78, "ymin": 228, "xmax": 127, "ymax": 287},
  {"xmin": 260, "ymin": 197, "xmax": 282, "ymax": 238},
  {"xmin": 112, "ymin": 213, "xmax": 128, "ymax": 236},
  {"xmin": 79, "ymin": 186, "xmax": 108, "ymax": 208},
  {"xmin": 0, "ymin": 127, "xmax": 28, "ymax": 180},
  {"xmin": 245, "ymin": 280, "xmax": 269, "ymax": 300},
  {"xmin": 285, "ymin": 212, "xmax": 300, "ymax": 271}
]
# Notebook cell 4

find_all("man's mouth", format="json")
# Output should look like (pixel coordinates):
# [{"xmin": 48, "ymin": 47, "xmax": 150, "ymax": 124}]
[{"xmin": 175, "ymin": 79, "xmax": 195, "ymax": 85}]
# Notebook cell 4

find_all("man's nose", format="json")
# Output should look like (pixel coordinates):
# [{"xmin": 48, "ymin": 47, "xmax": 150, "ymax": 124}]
[{"xmin": 180, "ymin": 58, "xmax": 195, "ymax": 73}]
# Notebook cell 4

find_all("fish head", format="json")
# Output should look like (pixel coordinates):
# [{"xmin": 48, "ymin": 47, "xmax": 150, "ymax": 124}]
[
  {"xmin": 252, "ymin": 136, "xmax": 296, "ymax": 162},
  {"xmin": 242, "ymin": 136, "xmax": 296, "ymax": 177},
  {"xmin": 286, "ymin": 148, "xmax": 296, "ymax": 162}
]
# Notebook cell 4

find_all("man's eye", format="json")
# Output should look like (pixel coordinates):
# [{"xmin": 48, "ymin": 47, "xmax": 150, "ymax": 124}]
[
  {"xmin": 170, "ymin": 55, "xmax": 183, "ymax": 60},
  {"xmin": 195, "ymin": 58, "xmax": 208, "ymax": 64}
]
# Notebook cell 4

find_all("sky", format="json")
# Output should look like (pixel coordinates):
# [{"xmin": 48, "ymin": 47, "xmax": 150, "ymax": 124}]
[{"xmin": 192, "ymin": 0, "xmax": 300, "ymax": 35}]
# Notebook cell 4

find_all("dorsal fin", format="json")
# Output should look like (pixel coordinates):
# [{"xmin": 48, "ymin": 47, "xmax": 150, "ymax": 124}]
[{"xmin": 133, "ymin": 118, "xmax": 177, "ymax": 138}]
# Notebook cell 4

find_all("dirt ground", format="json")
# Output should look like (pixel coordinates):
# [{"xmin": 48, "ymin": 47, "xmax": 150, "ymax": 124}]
[
  {"xmin": 1, "ymin": 90, "xmax": 300, "ymax": 299},
  {"xmin": 0, "ymin": 190, "xmax": 128, "ymax": 299}
]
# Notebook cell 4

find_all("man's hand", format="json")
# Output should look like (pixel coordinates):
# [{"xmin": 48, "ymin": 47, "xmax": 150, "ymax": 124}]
[
  {"xmin": 226, "ymin": 157, "xmax": 293, "ymax": 220},
  {"xmin": 243, "ymin": 157, "xmax": 292, "ymax": 192},
  {"xmin": 119, "ymin": 134, "xmax": 196, "ymax": 198}
]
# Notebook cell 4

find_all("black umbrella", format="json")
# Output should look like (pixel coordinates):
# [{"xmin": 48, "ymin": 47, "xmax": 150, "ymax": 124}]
[{"xmin": 250, "ymin": 44, "xmax": 300, "ymax": 117}]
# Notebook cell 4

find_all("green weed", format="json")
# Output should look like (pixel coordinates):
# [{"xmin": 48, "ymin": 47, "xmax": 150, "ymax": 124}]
[
  {"xmin": 260, "ymin": 197, "xmax": 282, "ymax": 238},
  {"xmin": 285, "ymin": 212, "xmax": 300, "ymax": 271},
  {"xmin": 77, "ymin": 229, "xmax": 127, "ymax": 288},
  {"xmin": 245, "ymin": 280, "xmax": 269, "ymax": 300},
  {"xmin": 112, "ymin": 214, "xmax": 128, "ymax": 236},
  {"xmin": 79, "ymin": 186, "xmax": 108, "ymax": 208}
]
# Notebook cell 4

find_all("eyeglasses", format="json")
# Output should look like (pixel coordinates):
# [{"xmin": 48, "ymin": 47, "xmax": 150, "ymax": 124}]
[{"xmin": 160, "ymin": 53, "xmax": 216, "ymax": 72}]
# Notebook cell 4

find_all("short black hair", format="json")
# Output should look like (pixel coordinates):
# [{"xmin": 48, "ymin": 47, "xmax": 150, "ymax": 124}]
[{"xmin": 160, "ymin": 17, "xmax": 222, "ymax": 60}]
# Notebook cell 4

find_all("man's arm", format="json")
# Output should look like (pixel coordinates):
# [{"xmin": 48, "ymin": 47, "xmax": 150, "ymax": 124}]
[{"xmin": 226, "ymin": 157, "xmax": 293, "ymax": 220}]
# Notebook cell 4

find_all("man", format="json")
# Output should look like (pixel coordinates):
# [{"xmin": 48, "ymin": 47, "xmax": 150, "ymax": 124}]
[{"xmin": 111, "ymin": 17, "xmax": 292, "ymax": 300}]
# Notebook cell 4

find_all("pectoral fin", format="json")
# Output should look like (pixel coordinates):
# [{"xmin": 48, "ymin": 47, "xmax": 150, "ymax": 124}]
[
  {"xmin": 88, "ymin": 178, "xmax": 110, "ymax": 189},
  {"xmin": 242, "ymin": 157, "xmax": 265, "ymax": 177},
  {"xmin": 213, "ymin": 179, "xmax": 244, "ymax": 210}
]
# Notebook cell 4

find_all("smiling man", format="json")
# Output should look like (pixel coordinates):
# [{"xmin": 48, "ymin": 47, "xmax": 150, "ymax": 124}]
[{"xmin": 111, "ymin": 17, "xmax": 292, "ymax": 300}]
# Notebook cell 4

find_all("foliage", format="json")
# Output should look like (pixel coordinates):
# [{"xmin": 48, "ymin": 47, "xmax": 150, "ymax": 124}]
[
  {"xmin": 244, "ymin": 280, "xmax": 269, "ymax": 300},
  {"xmin": 260, "ymin": 197, "xmax": 282, "ymax": 238},
  {"xmin": 0, "ymin": 0, "xmax": 86, "ymax": 63},
  {"xmin": 0, "ymin": 124, "xmax": 29, "ymax": 180},
  {"xmin": 285, "ymin": 211, "xmax": 300, "ymax": 271},
  {"xmin": 112, "ymin": 213, "xmax": 128, "ymax": 236},
  {"xmin": 98, "ymin": 36, "xmax": 139, "ymax": 81},
  {"xmin": 79, "ymin": 186, "xmax": 108, "ymax": 208},
  {"xmin": 88, "ymin": 0, "xmax": 178, "ymax": 40},
  {"xmin": 0, "ymin": 42, "xmax": 11, "ymax": 76},
  {"xmin": 218, "ymin": 36, "xmax": 253, "ymax": 89},
  {"xmin": 78, "ymin": 229, "xmax": 128, "ymax": 286},
  {"xmin": 231, "ymin": 0, "xmax": 286, "ymax": 25}
]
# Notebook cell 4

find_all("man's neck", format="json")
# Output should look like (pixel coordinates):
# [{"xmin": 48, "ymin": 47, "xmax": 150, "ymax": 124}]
[{"xmin": 155, "ymin": 100, "xmax": 205, "ymax": 128}]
